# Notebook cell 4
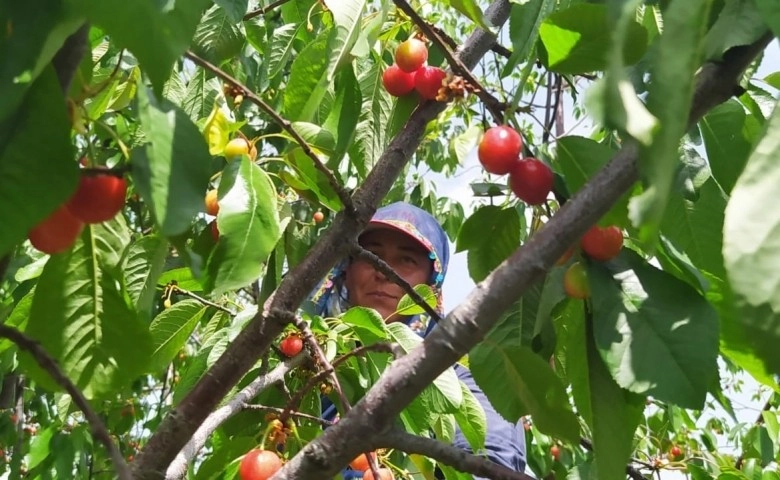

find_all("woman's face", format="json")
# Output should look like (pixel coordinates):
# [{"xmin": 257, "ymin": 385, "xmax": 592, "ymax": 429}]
[{"xmin": 344, "ymin": 227, "xmax": 433, "ymax": 323}]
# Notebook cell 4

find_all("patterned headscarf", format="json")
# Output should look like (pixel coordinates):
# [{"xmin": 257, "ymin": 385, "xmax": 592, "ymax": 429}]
[{"xmin": 304, "ymin": 202, "xmax": 450, "ymax": 334}]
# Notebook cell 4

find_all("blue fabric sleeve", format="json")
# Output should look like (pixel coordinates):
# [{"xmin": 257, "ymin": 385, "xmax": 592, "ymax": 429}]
[{"xmin": 451, "ymin": 363, "xmax": 527, "ymax": 477}]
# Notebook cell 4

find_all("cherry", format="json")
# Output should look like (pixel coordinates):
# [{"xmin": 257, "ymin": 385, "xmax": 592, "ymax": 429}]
[
  {"xmin": 669, "ymin": 445, "xmax": 682, "ymax": 459},
  {"xmin": 477, "ymin": 126, "xmax": 523, "ymax": 175},
  {"xmin": 551, "ymin": 444, "xmax": 561, "ymax": 461},
  {"xmin": 238, "ymin": 449, "xmax": 283, "ymax": 480},
  {"xmin": 209, "ymin": 220, "xmax": 220, "ymax": 242},
  {"xmin": 205, "ymin": 190, "xmax": 219, "ymax": 216},
  {"xmin": 382, "ymin": 65, "xmax": 416, "ymax": 97},
  {"xmin": 67, "ymin": 171, "xmax": 127, "ymax": 224},
  {"xmin": 363, "ymin": 468, "xmax": 394, "ymax": 480},
  {"xmin": 414, "ymin": 66, "xmax": 446, "ymax": 100},
  {"xmin": 580, "ymin": 225, "xmax": 623, "ymax": 261},
  {"xmin": 508, "ymin": 157, "xmax": 553, "ymax": 205},
  {"xmin": 28, "ymin": 204, "xmax": 84, "ymax": 254},
  {"xmin": 224, "ymin": 138, "xmax": 257, "ymax": 161},
  {"xmin": 313, "ymin": 211, "xmax": 325, "ymax": 223},
  {"xmin": 395, "ymin": 38, "xmax": 428, "ymax": 73},
  {"xmin": 350, "ymin": 452, "xmax": 377, "ymax": 472},
  {"xmin": 563, "ymin": 262, "xmax": 590, "ymax": 299},
  {"xmin": 279, "ymin": 334, "xmax": 303, "ymax": 357}
]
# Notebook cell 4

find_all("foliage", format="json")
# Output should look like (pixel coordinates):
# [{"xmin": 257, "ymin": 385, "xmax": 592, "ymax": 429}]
[{"xmin": 0, "ymin": 0, "xmax": 779, "ymax": 479}]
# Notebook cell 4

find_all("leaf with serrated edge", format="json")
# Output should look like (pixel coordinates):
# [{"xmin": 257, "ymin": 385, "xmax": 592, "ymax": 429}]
[
  {"xmin": 149, "ymin": 300, "xmax": 208, "ymax": 373},
  {"xmin": 396, "ymin": 285, "xmax": 437, "ymax": 316}
]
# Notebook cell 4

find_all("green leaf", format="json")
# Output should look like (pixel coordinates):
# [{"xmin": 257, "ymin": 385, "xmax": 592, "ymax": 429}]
[
  {"xmin": 703, "ymin": 0, "xmax": 769, "ymax": 61},
  {"xmin": 452, "ymin": 380, "xmax": 487, "ymax": 453},
  {"xmin": 215, "ymin": 0, "xmax": 248, "ymax": 24},
  {"xmin": 456, "ymin": 205, "xmax": 521, "ymax": 282},
  {"xmin": 286, "ymin": 123, "xmax": 337, "ymax": 154},
  {"xmin": 724, "ymin": 103, "xmax": 780, "ymax": 376},
  {"xmin": 447, "ymin": 0, "xmax": 494, "ymax": 32},
  {"xmin": 0, "ymin": 289, "xmax": 35, "ymax": 354},
  {"xmin": 123, "ymin": 236, "xmax": 169, "ymax": 319},
  {"xmin": 504, "ymin": 0, "xmax": 557, "ymax": 75},
  {"xmin": 396, "ymin": 285, "xmax": 438, "ymax": 316},
  {"xmin": 628, "ymin": 0, "xmax": 712, "ymax": 244},
  {"xmin": 204, "ymin": 159, "xmax": 282, "ymax": 294},
  {"xmin": 449, "ymin": 126, "xmax": 482, "ymax": 167},
  {"xmin": 131, "ymin": 86, "xmax": 213, "ymax": 236},
  {"xmin": 323, "ymin": 65, "xmax": 362, "ymax": 167},
  {"xmin": 322, "ymin": 0, "xmax": 367, "ymax": 76},
  {"xmin": 699, "ymin": 99, "xmax": 761, "ymax": 194},
  {"xmin": 387, "ymin": 322, "xmax": 463, "ymax": 413},
  {"xmin": 22, "ymin": 226, "xmax": 153, "ymax": 399},
  {"xmin": 555, "ymin": 136, "xmax": 628, "ymax": 226},
  {"xmin": 149, "ymin": 300, "xmax": 208, "ymax": 373},
  {"xmin": 660, "ymin": 178, "xmax": 727, "ymax": 278},
  {"xmin": 264, "ymin": 23, "xmax": 302, "ymax": 79},
  {"xmin": 569, "ymin": 308, "xmax": 645, "ymax": 480},
  {"xmin": 0, "ymin": 1, "xmax": 83, "ymax": 122},
  {"xmin": 283, "ymin": 31, "xmax": 331, "ymax": 122},
  {"xmin": 73, "ymin": 0, "xmax": 212, "ymax": 94},
  {"xmin": 539, "ymin": 3, "xmax": 647, "ymax": 74},
  {"xmin": 174, "ymin": 328, "xmax": 230, "ymax": 404},
  {"xmin": 469, "ymin": 337, "xmax": 580, "ymax": 443},
  {"xmin": 181, "ymin": 70, "xmax": 221, "ymax": 122},
  {"xmin": 589, "ymin": 250, "xmax": 719, "ymax": 409},
  {"xmin": 191, "ymin": 5, "xmax": 245, "ymax": 65},
  {"xmin": 348, "ymin": 57, "xmax": 393, "ymax": 178},
  {"xmin": 341, "ymin": 307, "xmax": 389, "ymax": 344},
  {"xmin": 283, "ymin": 147, "xmax": 344, "ymax": 211},
  {"xmin": 0, "ymin": 67, "xmax": 79, "ymax": 257}
]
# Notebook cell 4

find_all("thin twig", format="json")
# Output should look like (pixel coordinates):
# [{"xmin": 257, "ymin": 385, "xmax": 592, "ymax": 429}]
[
  {"xmin": 0, "ymin": 325, "xmax": 132, "ymax": 480},
  {"xmin": 184, "ymin": 51, "xmax": 356, "ymax": 215},
  {"xmin": 350, "ymin": 243, "xmax": 443, "ymax": 324},
  {"xmin": 382, "ymin": 429, "xmax": 534, "ymax": 480},
  {"xmin": 242, "ymin": 404, "xmax": 334, "ymax": 426},
  {"xmin": 243, "ymin": 0, "xmax": 293, "ymax": 20},
  {"xmin": 165, "ymin": 353, "xmax": 307, "ymax": 479},
  {"xmin": 393, "ymin": 0, "xmax": 507, "ymax": 124},
  {"xmin": 170, "ymin": 285, "xmax": 236, "ymax": 316},
  {"xmin": 279, "ymin": 342, "xmax": 399, "ymax": 424}
]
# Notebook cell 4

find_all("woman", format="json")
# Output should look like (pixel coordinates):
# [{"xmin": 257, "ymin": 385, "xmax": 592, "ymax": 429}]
[{"xmin": 308, "ymin": 202, "xmax": 527, "ymax": 479}]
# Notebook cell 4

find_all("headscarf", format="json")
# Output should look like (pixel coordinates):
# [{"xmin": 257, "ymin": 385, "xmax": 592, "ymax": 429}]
[{"xmin": 304, "ymin": 202, "xmax": 450, "ymax": 335}]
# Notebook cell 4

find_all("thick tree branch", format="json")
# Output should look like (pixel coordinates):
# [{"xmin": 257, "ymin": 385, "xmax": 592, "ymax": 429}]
[
  {"xmin": 165, "ymin": 354, "xmax": 307, "ymax": 479},
  {"xmin": 132, "ymin": 2, "xmax": 514, "ymax": 477},
  {"xmin": 349, "ymin": 243, "xmax": 443, "ymax": 323},
  {"xmin": 0, "ymin": 325, "xmax": 131, "ymax": 480},
  {"xmin": 382, "ymin": 429, "xmax": 533, "ymax": 480},
  {"xmin": 183, "ymin": 50, "xmax": 356, "ymax": 215},
  {"xmin": 272, "ymin": 32, "xmax": 773, "ymax": 480},
  {"xmin": 393, "ymin": 0, "xmax": 507, "ymax": 124}
]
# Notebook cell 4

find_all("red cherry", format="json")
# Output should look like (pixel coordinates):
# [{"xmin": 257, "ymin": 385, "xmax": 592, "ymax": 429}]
[
  {"xmin": 395, "ymin": 38, "xmax": 428, "ymax": 73},
  {"xmin": 414, "ymin": 66, "xmax": 446, "ymax": 100},
  {"xmin": 363, "ymin": 468, "xmax": 394, "ymax": 480},
  {"xmin": 28, "ymin": 204, "xmax": 84, "ymax": 254},
  {"xmin": 279, "ymin": 334, "xmax": 303, "ymax": 357},
  {"xmin": 382, "ymin": 65, "xmax": 416, "ymax": 97},
  {"xmin": 550, "ymin": 444, "xmax": 561, "ymax": 461},
  {"xmin": 669, "ymin": 445, "xmax": 683, "ymax": 459},
  {"xmin": 349, "ymin": 452, "xmax": 377, "ymax": 472},
  {"xmin": 238, "ymin": 449, "xmax": 283, "ymax": 480},
  {"xmin": 313, "ymin": 211, "xmax": 325, "ymax": 223},
  {"xmin": 563, "ymin": 262, "xmax": 590, "ymax": 299},
  {"xmin": 508, "ymin": 157, "xmax": 553, "ymax": 205},
  {"xmin": 580, "ymin": 225, "xmax": 623, "ymax": 261},
  {"xmin": 477, "ymin": 126, "xmax": 523, "ymax": 175},
  {"xmin": 67, "ymin": 171, "xmax": 127, "ymax": 223}
]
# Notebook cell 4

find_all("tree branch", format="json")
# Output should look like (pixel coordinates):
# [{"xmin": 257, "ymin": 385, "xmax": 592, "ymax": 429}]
[
  {"xmin": 393, "ymin": 0, "xmax": 507, "ymax": 124},
  {"xmin": 243, "ymin": 0, "xmax": 293, "ymax": 21},
  {"xmin": 52, "ymin": 23, "xmax": 89, "ymax": 93},
  {"xmin": 272, "ymin": 31, "xmax": 773, "ymax": 480},
  {"xmin": 165, "ymin": 353, "xmax": 307, "ymax": 479},
  {"xmin": 382, "ymin": 429, "xmax": 534, "ymax": 480},
  {"xmin": 349, "ymin": 243, "xmax": 443, "ymax": 323},
  {"xmin": 132, "ymin": 2, "xmax": 514, "ymax": 478},
  {"xmin": 183, "ymin": 50, "xmax": 356, "ymax": 215},
  {"xmin": 0, "ymin": 325, "xmax": 131, "ymax": 480}
]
